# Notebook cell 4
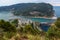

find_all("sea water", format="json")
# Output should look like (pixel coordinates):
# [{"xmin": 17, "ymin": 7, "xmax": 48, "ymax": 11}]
[{"xmin": 0, "ymin": 6, "xmax": 60, "ymax": 31}]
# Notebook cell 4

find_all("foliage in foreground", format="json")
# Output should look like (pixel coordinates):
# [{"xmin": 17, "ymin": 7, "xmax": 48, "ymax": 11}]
[
  {"xmin": 0, "ymin": 18, "xmax": 60, "ymax": 40},
  {"xmin": 0, "ymin": 20, "xmax": 17, "ymax": 40},
  {"xmin": 0, "ymin": 20, "xmax": 16, "ymax": 32},
  {"xmin": 19, "ymin": 24, "xmax": 41, "ymax": 35},
  {"xmin": 46, "ymin": 17, "xmax": 60, "ymax": 40}
]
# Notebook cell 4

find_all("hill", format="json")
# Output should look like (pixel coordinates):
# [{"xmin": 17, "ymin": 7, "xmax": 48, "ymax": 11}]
[{"xmin": 0, "ymin": 3, "xmax": 54, "ymax": 17}]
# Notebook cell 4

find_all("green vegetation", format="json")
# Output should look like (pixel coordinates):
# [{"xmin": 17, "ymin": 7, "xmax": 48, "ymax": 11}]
[
  {"xmin": 0, "ymin": 18, "xmax": 60, "ymax": 40},
  {"xmin": 0, "ymin": 20, "xmax": 16, "ymax": 32},
  {"xmin": 46, "ymin": 17, "xmax": 60, "ymax": 40},
  {"xmin": 13, "ymin": 3, "xmax": 54, "ymax": 17},
  {"xmin": 55, "ymin": 17, "xmax": 60, "ymax": 28},
  {"xmin": 19, "ymin": 24, "xmax": 40, "ymax": 35},
  {"xmin": 0, "ymin": 20, "xmax": 16, "ymax": 40},
  {"xmin": 11, "ymin": 19, "xmax": 18, "ymax": 27}
]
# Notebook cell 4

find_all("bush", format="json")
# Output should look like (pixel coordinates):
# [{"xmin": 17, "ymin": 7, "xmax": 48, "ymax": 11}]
[
  {"xmin": 46, "ymin": 24, "xmax": 60, "ymax": 40},
  {"xmin": 0, "ymin": 20, "xmax": 16, "ymax": 32},
  {"xmin": 5, "ymin": 32, "xmax": 16, "ymax": 39},
  {"xmin": 19, "ymin": 24, "xmax": 40, "ymax": 35},
  {"xmin": 55, "ymin": 18, "xmax": 60, "ymax": 28}
]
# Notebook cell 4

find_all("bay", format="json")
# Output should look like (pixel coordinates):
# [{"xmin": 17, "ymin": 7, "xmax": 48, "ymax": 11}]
[
  {"xmin": 0, "ymin": 6, "xmax": 60, "ymax": 31},
  {"xmin": 0, "ymin": 6, "xmax": 60, "ymax": 21}
]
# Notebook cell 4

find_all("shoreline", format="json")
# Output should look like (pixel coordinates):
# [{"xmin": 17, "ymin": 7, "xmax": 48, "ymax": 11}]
[
  {"xmin": 24, "ymin": 16, "xmax": 57, "ymax": 19},
  {"xmin": 12, "ymin": 13, "xmax": 57, "ymax": 20}
]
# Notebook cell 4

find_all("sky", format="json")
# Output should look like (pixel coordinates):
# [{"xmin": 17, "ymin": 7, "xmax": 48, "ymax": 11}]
[{"xmin": 0, "ymin": 0, "xmax": 60, "ymax": 6}]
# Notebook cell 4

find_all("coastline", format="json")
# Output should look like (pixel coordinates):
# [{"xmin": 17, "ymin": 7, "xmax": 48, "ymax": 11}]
[
  {"xmin": 28, "ymin": 14, "xmax": 57, "ymax": 19},
  {"xmin": 12, "ymin": 12, "xmax": 57, "ymax": 20},
  {"xmin": 26, "ymin": 16, "xmax": 57, "ymax": 20}
]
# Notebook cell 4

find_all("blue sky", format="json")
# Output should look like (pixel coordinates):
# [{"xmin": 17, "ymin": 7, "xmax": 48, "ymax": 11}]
[{"xmin": 0, "ymin": 0, "xmax": 60, "ymax": 6}]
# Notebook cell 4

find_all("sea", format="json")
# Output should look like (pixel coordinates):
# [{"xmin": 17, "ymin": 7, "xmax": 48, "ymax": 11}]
[
  {"xmin": 54, "ymin": 6, "xmax": 60, "ymax": 17},
  {"xmin": 0, "ymin": 6, "xmax": 60, "ymax": 31},
  {"xmin": 0, "ymin": 6, "xmax": 60, "ymax": 22}
]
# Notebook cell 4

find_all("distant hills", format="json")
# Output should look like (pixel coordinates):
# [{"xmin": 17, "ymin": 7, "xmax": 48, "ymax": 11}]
[{"xmin": 0, "ymin": 3, "xmax": 54, "ymax": 17}]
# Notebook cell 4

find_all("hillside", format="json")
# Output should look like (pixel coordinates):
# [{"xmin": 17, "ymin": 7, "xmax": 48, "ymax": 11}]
[{"xmin": 0, "ymin": 3, "xmax": 54, "ymax": 17}]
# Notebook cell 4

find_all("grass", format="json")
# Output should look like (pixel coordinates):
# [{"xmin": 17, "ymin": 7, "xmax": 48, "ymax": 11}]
[{"xmin": 13, "ymin": 33, "xmax": 45, "ymax": 40}]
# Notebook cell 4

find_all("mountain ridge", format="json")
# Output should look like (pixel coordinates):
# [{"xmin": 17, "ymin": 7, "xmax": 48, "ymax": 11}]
[{"xmin": 0, "ymin": 3, "xmax": 54, "ymax": 17}]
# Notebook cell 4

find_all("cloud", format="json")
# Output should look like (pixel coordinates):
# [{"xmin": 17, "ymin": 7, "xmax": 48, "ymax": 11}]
[
  {"xmin": 0, "ymin": 0, "xmax": 60, "ymax": 6},
  {"xmin": 0, "ymin": 0, "xmax": 37, "ymax": 6},
  {"xmin": 51, "ymin": 3, "xmax": 60, "ymax": 6}
]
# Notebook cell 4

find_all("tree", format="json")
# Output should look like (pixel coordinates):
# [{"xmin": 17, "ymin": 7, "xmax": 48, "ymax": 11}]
[
  {"xmin": 0, "ymin": 20, "xmax": 16, "ymax": 32},
  {"xmin": 19, "ymin": 24, "xmax": 40, "ymax": 35},
  {"xmin": 46, "ymin": 24, "xmax": 60, "ymax": 40},
  {"xmin": 55, "ymin": 17, "xmax": 60, "ymax": 28},
  {"xmin": 11, "ymin": 19, "xmax": 18, "ymax": 27},
  {"xmin": 0, "ymin": 20, "xmax": 17, "ymax": 39}
]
